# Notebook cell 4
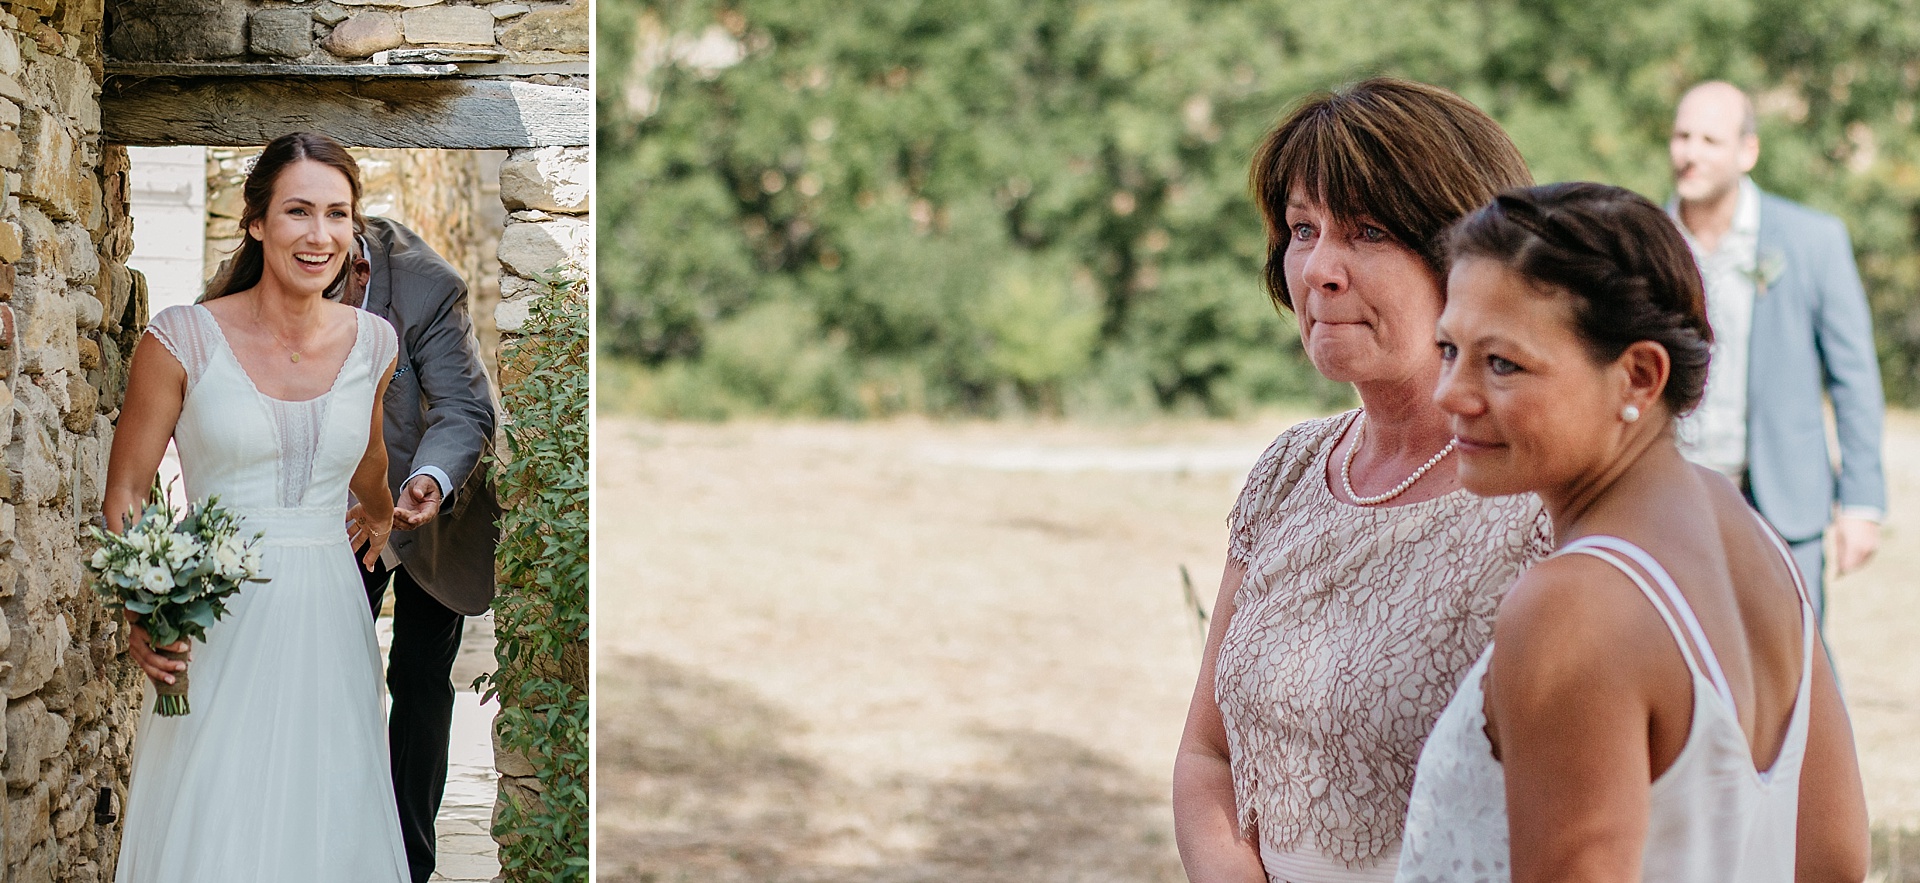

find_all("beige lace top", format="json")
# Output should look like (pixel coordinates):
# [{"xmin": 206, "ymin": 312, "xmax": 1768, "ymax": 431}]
[{"xmin": 1217, "ymin": 411, "xmax": 1552, "ymax": 867}]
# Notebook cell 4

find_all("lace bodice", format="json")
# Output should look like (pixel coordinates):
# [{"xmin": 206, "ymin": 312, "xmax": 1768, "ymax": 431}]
[
  {"xmin": 146, "ymin": 304, "xmax": 397, "ymax": 511},
  {"xmin": 1395, "ymin": 533, "xmax": 1815, "ymax": 883},
  {"xmin": 1216, "ymin": 411, "xmax": 1552, "ymax": 869}
]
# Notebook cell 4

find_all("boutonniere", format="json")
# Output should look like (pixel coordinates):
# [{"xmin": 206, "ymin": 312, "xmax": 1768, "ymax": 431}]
[{"xmin": 1743, "ymin": 249, "xmax": 1787, "ymax": 296}]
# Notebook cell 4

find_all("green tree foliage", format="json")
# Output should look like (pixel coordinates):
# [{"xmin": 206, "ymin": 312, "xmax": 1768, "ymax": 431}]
[
  {"xmin": 602, "ymin": 0, "xmax": 1920, "ymax": 415},
  {"xmin": 479, "ymin": 283, "xmax": 589, "ymax": 881}
]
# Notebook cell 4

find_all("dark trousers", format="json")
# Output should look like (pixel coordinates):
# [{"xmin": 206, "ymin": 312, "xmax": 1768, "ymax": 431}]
[{"xmin": 364, "ymin": 561, "xmax": 465, "ymax": 883}]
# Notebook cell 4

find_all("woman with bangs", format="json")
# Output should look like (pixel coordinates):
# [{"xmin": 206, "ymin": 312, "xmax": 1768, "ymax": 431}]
[{"xmin": 1173, "ymin": 78, "xmax": 1553, "ymax": 883}]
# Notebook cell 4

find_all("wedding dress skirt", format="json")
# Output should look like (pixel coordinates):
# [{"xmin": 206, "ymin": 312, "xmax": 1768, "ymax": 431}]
[{"xmin": 115, "ymin": 305, "xmax": 408, "ymax": 882}]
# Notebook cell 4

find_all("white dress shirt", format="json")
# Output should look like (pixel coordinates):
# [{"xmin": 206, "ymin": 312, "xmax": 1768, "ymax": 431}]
[{"xmin": 1670, "ymin": 176, "xmax": 1761, "ymax": 479}]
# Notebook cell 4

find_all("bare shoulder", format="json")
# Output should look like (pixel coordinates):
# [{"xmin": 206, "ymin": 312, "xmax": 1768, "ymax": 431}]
[
  {"xmin": 1492, "ymin": 550, "xmax": 1666, "ymax": 676},
  {"xmin": 198, "ymin": 293, "xmax": 245, "ymax": 324},
  {"xmin": 320, "ymin": 298, "xmax": 361, "ymax": 323}
]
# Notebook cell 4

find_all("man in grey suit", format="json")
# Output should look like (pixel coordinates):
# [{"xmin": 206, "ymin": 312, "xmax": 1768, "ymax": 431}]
[
  {"xmin": 1667, "ymin": 81, "xmax": 1887, "ymax": 620},
  {"xmin": 342, "ymin": 216, "xmax": 501, "ymax": 883}
]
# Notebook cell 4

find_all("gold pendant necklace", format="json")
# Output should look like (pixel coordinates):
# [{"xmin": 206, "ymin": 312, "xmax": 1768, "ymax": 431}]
[{"xmin": 253, "ymin": 298, "xmax": 305, "ymax": 363}]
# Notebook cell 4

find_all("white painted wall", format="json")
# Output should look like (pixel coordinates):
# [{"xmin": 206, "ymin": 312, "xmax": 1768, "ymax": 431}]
[
  {"xmin": 127, "ymin": 146, "xmax": 208, "ymax": 313},
  {"xmin": 127, "ymin": 146, "xmax": 208, "ymax": 506}
]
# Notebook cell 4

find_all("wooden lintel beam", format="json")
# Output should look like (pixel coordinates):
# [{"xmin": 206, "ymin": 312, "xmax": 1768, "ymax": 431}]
[
  {"xmin": 105, "ymin": 62, "xmax": 458, "ymax": 78},
  {"xmin": 101, "ymin": 77, "xmax": 588, "ymax": 148}
]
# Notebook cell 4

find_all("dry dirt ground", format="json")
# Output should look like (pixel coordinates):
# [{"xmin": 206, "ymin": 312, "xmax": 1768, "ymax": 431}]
[{"xmin": 598, "ymin": 410, "xmax": 1920, "ymax": 882}]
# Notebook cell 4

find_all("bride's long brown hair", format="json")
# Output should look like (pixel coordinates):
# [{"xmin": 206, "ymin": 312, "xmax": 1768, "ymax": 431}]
[{"xmin": 200, "ymin": 132, "xmax": 364, "ymax": 302}]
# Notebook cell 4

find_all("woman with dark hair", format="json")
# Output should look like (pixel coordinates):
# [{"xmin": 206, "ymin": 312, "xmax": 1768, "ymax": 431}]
[
  {"xmin": 1174, "ymin": 78, "xmax": 1553, "ymax": 882},
  {"xmin": 102, "ymin": 131, "xmax": 410, "ymax": 881},
  {"xmin": 1396, "ymin": 182, "xmax": 1867, "ymax": 882}
]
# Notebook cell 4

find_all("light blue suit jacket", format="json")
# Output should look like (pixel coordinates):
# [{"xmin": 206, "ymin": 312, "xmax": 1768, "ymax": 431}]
[{"xmin": 1746, "ymin": 191, "xmax": 1886, "ymax": 542}]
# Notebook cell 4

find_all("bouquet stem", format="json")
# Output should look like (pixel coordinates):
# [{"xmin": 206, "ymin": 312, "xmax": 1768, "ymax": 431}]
[{"xmin": 153, "ymin": 648, "xmax": 190, "ymax": 717}]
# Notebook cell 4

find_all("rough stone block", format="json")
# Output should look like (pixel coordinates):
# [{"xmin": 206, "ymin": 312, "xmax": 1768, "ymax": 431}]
[
  {"xmin": 489, "ymin": 3, "xmax": 528, "ymax": 18},
  {"xmin": 499, "ymin": 0, "xmax": 584, "ymax": 53},
  {"xmin": 0, "ymin": 29, "xmax": 19, "ymax": 76},
  {"xmin": 4, "ymin": 784, "xmax": 42, "ymax": 866},
  {"xmin": 402, "ymin": 5, "xmax": 494, "ymax": 45},
  {"xmin": 15, "ymin": 841, "xmax": 49, "ymax": 883},
  {"xmin": 71, "ymin": 291, "xmax": 100, "ymax": 332},
  {"xmin": 313, "ymin": 4, "xmax": 350, "ymax": 24},
  {"xmin": 61, "ymin": 377, "xmax": 92, "ymax": 433},
  {"xmin": 0, "ymin": 129, "xmax": 23, "ymax": 168},
  {"xmin": 60, "ymin": 223, "xmax": 97, "ymax": 284},
  {"xmin": 249, "ymin": 8, "xmax": 314, "ymax": 58},
  {"xmin": 321, "ymin": 11, "xmax": 402, "ymax": 58},
  {"xmin": 29, "ymin": 23, "xmax": 62, "ymax": 55},
  {"xmin": 494, "ymin": 296, "xmax": 528, "ymax": 334},
  {"xmin": 4, "ymin": 0, "xmax": 53, "ymax": 21},
  {"xmin": 4, "ymin": 698, "xmax": 64, "ymax": 787},
  {"xmin": 104, "ymin": 265, "xmax": 130, "ymax": 333},
  {"xmin": 75, "ymin": 338, "xmax": 96, "ymax": 371},
  {"xmin": 107, "ymin": 0, "xmax": 248, "ymax": 60},
  {"xmin": 18, "ymin": 113, "xmax": 81, "ymax": 221},
  {"xmin": 35, "ymin": 55, "xmax": 97, "ymax": 134},
  {"xmin": 53, "ymin": 802, "xmax": 84, "ymax": 838},
  {"xmin": 8, "ymin": 390, "xmax": 60, "ymax": 505},
  {"xmin": 492, "ymin": 726, "xmax": 536, "ymax": 777},
  {"xmin": 19, "ymin": 205, "xmax": 61, "ymax": 277},
  {"xmin": 0, "ymin": 223, "xmax": 21, "ymax": 264},
  {"xmin": 499, "ymin": 146, "xmax": 587, "ymax": 213},
  {"xmin": 56, "ymin": 0, "xmax": 105, "ymax": 36},
  {"xmin": 496, "ymin": 217, "xmax": 587, "ymax": 281}
]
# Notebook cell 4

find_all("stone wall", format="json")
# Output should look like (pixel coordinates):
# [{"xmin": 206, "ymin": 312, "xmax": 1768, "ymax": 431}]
[
  {"xmin": 485, "ymin": 143, "xmax": 584, "ymax": 859},
  {"xmin": 0, "ymin": 1, "xmax": 144, "ymax": 880},
  {"xmin": 493, "ymin": 145, "xmax": 586, "ymax": 336},
  {"xmin": 106, "ymin": 0, "xmax": 587, "ymax": 70}
]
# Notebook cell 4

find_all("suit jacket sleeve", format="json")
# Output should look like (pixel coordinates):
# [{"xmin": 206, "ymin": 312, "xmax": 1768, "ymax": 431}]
[
  {"xmin": 1813, "ymin": 217, "xmax": 1888, "ymax": 516},
  {"xmin": 402, "ymin": 269, "xmax": 495, "ymax": 504}
]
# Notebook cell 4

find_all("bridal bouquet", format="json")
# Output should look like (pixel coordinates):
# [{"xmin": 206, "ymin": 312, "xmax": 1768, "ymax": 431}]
[{"xmin": 86, "ymin": 494, "xmax": 267, "ymax": 716}]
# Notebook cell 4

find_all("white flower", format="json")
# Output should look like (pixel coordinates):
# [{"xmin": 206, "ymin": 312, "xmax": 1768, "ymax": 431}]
[
  {"xmin": 89, "ymin": 548, "xmax": 109, "ymax": 570},
  {"xmin": 212, "ymin": 542, "xmax": 244, "ymax": 578},
  {"xmin": 140, "ymin": 566, "xmax": 172, "ymax": 596},
  {"xmin": 164, "ymin": 536, "xmax": 197, "ymax": 571},
  {"xmin": 242, "ymin": 547, "xmax": 264, "ymax": 575}
]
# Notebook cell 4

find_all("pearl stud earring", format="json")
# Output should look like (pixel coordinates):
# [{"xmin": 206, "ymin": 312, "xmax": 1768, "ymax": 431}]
[{"xmin": 1621, "ymin": 404, "xmax": 1641, "ymax": 423}]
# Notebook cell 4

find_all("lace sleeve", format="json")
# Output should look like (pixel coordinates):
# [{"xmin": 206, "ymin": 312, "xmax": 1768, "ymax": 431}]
[
  {"xmin": 1226, "ymin": 412, "xmax": 1351, "ymax": 565},
  {"xmin": 145, "ymin": 305, "xmax": 215, "ymax": 390},
  {"xmin": 364, "ymin": 311, "xmax": 400, "ymax": 390}
]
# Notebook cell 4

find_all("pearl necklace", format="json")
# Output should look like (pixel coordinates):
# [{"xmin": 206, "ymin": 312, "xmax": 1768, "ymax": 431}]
[{"xmin": 1340, "ymin": 413, "xmax": 1456, "ymax": 505}]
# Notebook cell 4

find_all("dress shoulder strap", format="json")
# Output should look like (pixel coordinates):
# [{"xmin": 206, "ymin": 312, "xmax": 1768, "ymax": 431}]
[
  {"xmin": 1553, "ymin": 536, "xmax": 1738, "ymax": 712},
  {"xmin": 145, "ymin": 304, "xmax": 219, "ymax": 391},
  {"xmin": 1746, "ymin": 512, "xmax": 1818, "ymax": 689}
]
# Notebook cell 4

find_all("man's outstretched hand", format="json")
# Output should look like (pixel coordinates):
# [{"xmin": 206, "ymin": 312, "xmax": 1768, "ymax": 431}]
[{"xmin": 394, "ymin": 474, "xmax": 444, "ymax": 530}]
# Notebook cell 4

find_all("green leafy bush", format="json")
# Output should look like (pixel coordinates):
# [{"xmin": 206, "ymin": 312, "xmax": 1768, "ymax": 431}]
[
  {"xmin": 477, "ymin": 280, "xmax": 589, "ymax": 882},
  {"xmin": 605, "ymin": 0, "xmax": 1920, "ymax": 414}
]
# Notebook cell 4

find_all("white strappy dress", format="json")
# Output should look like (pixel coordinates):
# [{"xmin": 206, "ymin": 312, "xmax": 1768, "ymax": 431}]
[
  {"xmin": 113, "ymin": 304, "xmax": 410, "ymax": 882},
  {"xmin": 1396, "ymin": 525, "xmax": 1816, "ymax": 883}
]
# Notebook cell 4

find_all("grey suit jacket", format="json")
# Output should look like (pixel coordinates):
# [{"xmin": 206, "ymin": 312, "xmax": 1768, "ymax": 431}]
[
  {"xmin": 362, "ymin": 216, "xmax": 501, "ymax": 615},
  {"xmin": 1747, "ymin": 191, "xmax": 1887, "ymax": 542}
]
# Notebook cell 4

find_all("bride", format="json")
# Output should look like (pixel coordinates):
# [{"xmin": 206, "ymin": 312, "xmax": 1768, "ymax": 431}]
[{"xmin": 100, "ymin": 132, "xmax": 411, "ymax": 881}]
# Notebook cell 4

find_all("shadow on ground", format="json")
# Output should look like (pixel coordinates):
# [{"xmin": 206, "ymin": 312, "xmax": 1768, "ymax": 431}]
[{"xmin": 597, "ymin": 652, "xmax": 1184, "ymax": 883}]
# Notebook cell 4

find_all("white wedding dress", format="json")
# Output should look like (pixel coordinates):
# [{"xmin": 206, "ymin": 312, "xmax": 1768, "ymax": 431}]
[{"xmin": 115, "ymin": 303, "xmax": 409, "ymax": 882}]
